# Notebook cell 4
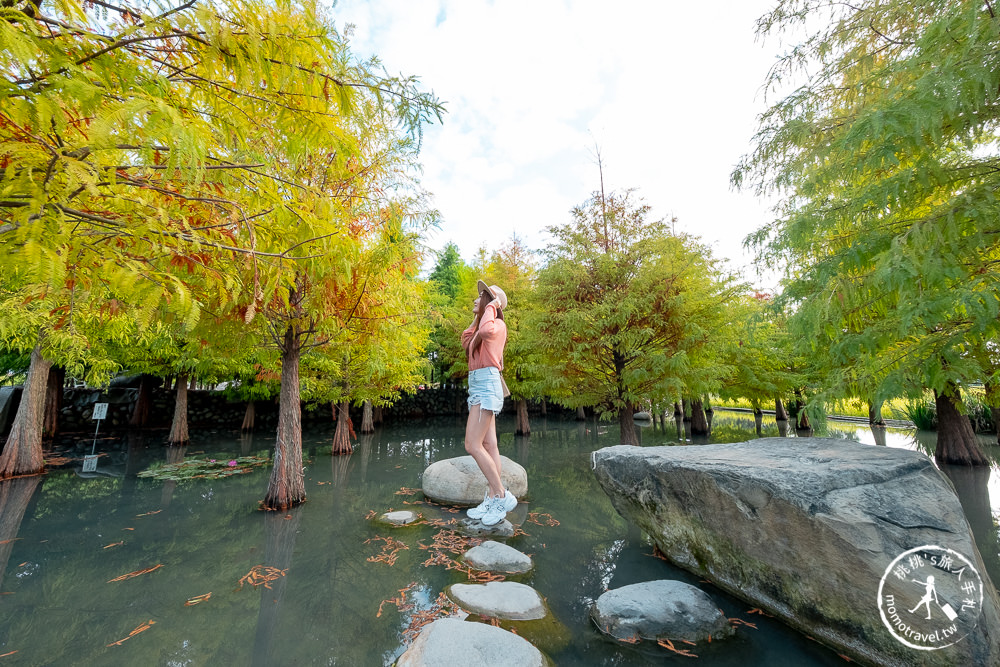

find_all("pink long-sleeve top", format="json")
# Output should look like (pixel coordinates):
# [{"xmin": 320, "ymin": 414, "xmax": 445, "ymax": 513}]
[{"xmin": 461, "ymin": 304, "xmax": 508, "ymax": 371}]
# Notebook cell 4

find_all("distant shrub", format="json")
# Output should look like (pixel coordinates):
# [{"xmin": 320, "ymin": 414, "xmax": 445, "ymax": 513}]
[
  {"xmin": 905, "ymin": 401, "xmax": 937, "ymax": 430},
  {"xmin": 962, "ymin": 392, "xmax": 996, "ymax": 434}
]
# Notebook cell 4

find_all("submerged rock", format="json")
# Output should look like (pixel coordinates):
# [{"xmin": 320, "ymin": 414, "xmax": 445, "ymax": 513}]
[
  {"xmin": 396, "ymin": 617, "xmax": 548, "ymax": 667},
  {"xmin": 593, "ymin": 438, "xmax": 1000, "ymax": 667},
  {"xmin": 375, "ymin": 510, "xmax": 420, "ymax": 527},
  {"xmin": 455, "ymin": 517, "xmax": 514, "ymax": 538},
  {"xmin": 463, "ymin": 540, "xmax": 533, "ymax": 574},
  {"xmin": 421, "ymin": 455, "xmax": 527, "ymax": 505},
  {"xmin": 591, "ymin": 580, "xmax": 732, "ymax": 642},
  {"xmin": 447, "ymin": 581, "xmax": 546, "ymax": 621}
]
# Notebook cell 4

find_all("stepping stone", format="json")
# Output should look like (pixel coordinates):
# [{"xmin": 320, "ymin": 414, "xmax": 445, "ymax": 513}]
[
  {"xmin": 375, "ymin": 510, "xmax": 420, "ymax": 527},
  {"xmin": 463, "ymin": 540, "xmax": 533, "ymax": 574},
  {"xmin": 591, "ymin": 580, "xmax": 733, "ymax": 642},
  {"xmin": 396, "ymin": 617, "xmax": 547, "ymax": 667},
  {"xmin": 455, "ymin": 517, "xmax": 514, "ymax": 538},
  {"xmin": 422, "ymin": 455, "xmax": 527, "ymax": 504},
  {"xmin": 447, "ymin": 581, "xmax": 546, "ymax": 621}
]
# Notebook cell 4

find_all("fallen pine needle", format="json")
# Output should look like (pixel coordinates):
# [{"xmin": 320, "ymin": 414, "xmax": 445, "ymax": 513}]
[
  {"xmin": 185, "ymin": 592, "xmax": 212, "ymax": 606},
  {"xmin": 0, "ymin": 650, "xmax": 16, "ymax": 657},
  {"xmin": 103, "ymin": 541, "xmax": 124, "ymax": 549},
  {"xmin": 365, "ymin": 535, "xmax": 409, "ymax": 566},
  {"xmin": 525, "ymin": 512, "xmax": 560, "ymax": 527},
  {"xmin": 657, "ymin": 638, "xmax": 698, "ymax": 658},
  {"xmin": 730, "ymin": 618, "xmax": 758, "ymax": 630},
  {"xmin": 107, "ymin": 564, "xmax": 163, "ymax": 582},
  {"xmin": 0, "ymin": 539, "xmax": 21, "ymax": 545},
  {"xmin": 107, "ymin": 619, "xmax": 155, "ymax": 647},
  {"xmin": 238, "ymin": 565, "xmax": 287, "ymax": 590},
  {"xmin": 135, "ymin": 510, "xmax": 162, "ymax": 517}
]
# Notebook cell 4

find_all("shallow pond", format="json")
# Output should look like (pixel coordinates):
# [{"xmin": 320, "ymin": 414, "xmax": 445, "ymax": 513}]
[{"xmin": 0, "ymin": 410, "xmax": 996, "ymax": 665}]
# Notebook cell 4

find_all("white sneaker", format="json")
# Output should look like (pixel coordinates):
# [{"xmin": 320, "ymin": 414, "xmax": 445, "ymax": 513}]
[
  {"xmin": 467, "ymin": 490, "xmax": 491, "ymax": 519},
  {"xmin": 480, "ymin": 494, "xmax": 507, "ymax": 526},
  {"xmin": 501, "ymin": 488, "xmax": 518, "ymax": 512}
]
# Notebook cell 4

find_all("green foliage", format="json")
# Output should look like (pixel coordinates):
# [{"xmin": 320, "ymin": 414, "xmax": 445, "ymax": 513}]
[
  {"xmin": 533, "ymin": 189, "xmax": 739, "ymax": 419},
  {"xmin": 425, "ymin": 244, "xmax": 478, "ymax": 384},
  {"xmin": 1, "ymin": 0, "xmax": 443, "ymax": 383},
  {"xmin": 735, "ymin": 1, "xmax": 1000, "ymax": 407},
  {"xmin": 905, "ymin": 400, "xmax": 938, "ymax": 431}
]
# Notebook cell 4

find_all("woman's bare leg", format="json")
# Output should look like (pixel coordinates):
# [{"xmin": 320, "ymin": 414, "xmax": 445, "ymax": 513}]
[
  {"xmin": 465, "ymin": 404, "xmax": 504, "ymax": 497},
  {"xmin": 483, "ymin": 419, "xmax": 502, "ymax": 484}
]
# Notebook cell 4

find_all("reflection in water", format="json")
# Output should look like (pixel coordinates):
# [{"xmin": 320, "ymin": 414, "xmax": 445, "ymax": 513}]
[
  {"xmin": 0, "ymin": 475, "xmax": 42, "ymax": 591},
  {"xmin": 870, "ymin": 425, "xmax": 887, "ymax": 446},
  {"xmin": 754, "ymin": 411, "xmax": 763, "ymax": 436},
  {"xmin": 777, "ymin": 419, "xmax": 789, "ymax": 437},
  {"xmin": 241, "ymin": 431, "xmax": 255, "ymax": 457},
  {"xmin": 251, "ymin": 506, "xmax": 304, "ymax": 667},
  {"xmin": 515, "ymin": 434, "xmax": 530, "ymax": 462},
  {"xmin": 160, "ymin": 444, "xmax": 187, "ymax": 508},
  {"xmin": 940, "ymin": 465, "xmax": 1000, "ymax": 589}
]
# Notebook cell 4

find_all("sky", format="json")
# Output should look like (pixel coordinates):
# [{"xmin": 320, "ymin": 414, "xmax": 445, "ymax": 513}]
[{"xmin": 333, "ymin": 0, "xmax": 783, "ymax": 289}]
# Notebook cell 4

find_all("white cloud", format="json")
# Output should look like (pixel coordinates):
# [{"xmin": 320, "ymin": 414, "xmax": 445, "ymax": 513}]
[{"xmin": 335, "ymin": 0, "xmax": 782, "ymax": 289}]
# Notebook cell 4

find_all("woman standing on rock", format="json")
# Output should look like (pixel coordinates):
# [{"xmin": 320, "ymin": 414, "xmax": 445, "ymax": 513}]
[{"xmin": 461, "ymin": 280, "xmax": 517, "ymax": 526}]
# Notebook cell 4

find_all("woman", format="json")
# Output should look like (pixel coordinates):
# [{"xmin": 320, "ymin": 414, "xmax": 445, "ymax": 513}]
[{"xmin": 461, "ymin": 280, "xmax": 517, "ymax": 526}]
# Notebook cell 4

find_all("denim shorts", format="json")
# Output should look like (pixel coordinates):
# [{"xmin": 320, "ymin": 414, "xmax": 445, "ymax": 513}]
[{"xmin": 467, "ymin": 367, "xmax": 504, "ymax": 416}]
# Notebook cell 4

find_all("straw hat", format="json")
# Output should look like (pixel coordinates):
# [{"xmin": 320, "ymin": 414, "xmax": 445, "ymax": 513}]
[{"xmin": 477, "ymin": 280, "xmax": 508, "ymax": 311}]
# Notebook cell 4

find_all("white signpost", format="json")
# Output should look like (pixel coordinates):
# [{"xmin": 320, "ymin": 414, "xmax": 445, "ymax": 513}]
[{"xmin": 82, "ymin": 402, "xmax": 108, "ymax": 473}]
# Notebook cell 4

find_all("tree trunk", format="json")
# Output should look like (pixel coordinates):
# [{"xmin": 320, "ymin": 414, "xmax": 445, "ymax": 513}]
[
  {"xmin": 331, "ymin": 401, "xmax": 354, "ymax": 455},
  {"xmin": 0, "ymin": 346, "xmax": 51, "ymax": 478},
  {"xmin": 618, "ymin": 407, "xmax": 639, "ymax": 446},
  {"xmin": 794, "ymin": 390, "xmax": 810, "ymax": 431},
  {"xmin": 681, "ymin": 398, "xmax": 690, "ymax": 421},
  {"xmin": 263, "ymin": 325, "xmax": 307, "ymax": 509},
  {"xmin": 242, "ymin": 401, "xmax": 256, "ymax": 432},
  {"xmin": 0, "ymin": 476, "xmax": 42, "ymax": 590},
  {"xmin": 934, "ymin": 385, "xmax": 989, "ymax": 466},
  {"xmin": 689, "ymin": 399, "xmax": 709, "ymax": 435},
  {"xmin": 673, "ymin": 401, "xmax": 682, "ymax": 417},
  {"xmin": 576, "ymin": 406, "xmax": 586, "ymax": 421},
  {"xmin": 774, "ymin": 397, "xmax": 788, "ymax": 421},
  {"xmin": 188, "ymin": 375, "xmax": 197, "ymax": 391},
  {"xmin": 515, "ymin": 398, "xmax": 530, "ymax": 435},
  {"xmin": 373, "ymin": 405, "xmax": 383, "ymax": 426},
  {"xmin": 868, "ymin": 399, "xmax": 885, "ymax": 426},
  {"xmin": 167, "ymin": 373, "xmax": 189, "ymax": 446},
  {"xmin": 540, "ymin": 399, "xmax": 547, "ymax": 416},
  {"xmin": 754, "ymin": 408, "xmax": 763, "ymax": 436},
  {"xmin": 42, "ymin": 365, "xmax": 64, "ymax": 439},
  {"xmin": 360, "ymin": 400, "xmax": 374, "ymax": 434},
  {"xmin": 129, "ymin": 374, "xmax": 154, "ymax": 428}
]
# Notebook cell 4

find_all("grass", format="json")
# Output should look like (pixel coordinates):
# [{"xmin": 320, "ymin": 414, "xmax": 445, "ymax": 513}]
[{"xmin": 715, "ymin": 387, "xmax": 997, "ymax": 433}]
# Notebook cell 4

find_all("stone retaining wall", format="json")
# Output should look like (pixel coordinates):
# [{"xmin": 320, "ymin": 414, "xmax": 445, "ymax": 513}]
[{"xmin": 0, "ymin": 384, "xmax": 566, "ymax": 436}]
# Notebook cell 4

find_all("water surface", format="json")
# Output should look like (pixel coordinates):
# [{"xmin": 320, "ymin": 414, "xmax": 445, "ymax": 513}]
[{"xmin": 0, "ymin": 411, "xmax": 995, "ymax": 665}]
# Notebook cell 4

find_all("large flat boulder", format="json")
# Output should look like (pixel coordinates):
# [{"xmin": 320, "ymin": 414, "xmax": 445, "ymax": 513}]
[
  {"xmin": 422, "ymin": 455, "xmax": 527, "ymax": 505},
  {"xmin": 593, "ymin": 438, "xmax": 1000, "ymax": 667}
]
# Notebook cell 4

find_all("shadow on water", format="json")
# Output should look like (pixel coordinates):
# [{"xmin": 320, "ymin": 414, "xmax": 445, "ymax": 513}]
[{"xmin": 0, "ymin": 413, "xmax": 997, "ymax": 665}]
